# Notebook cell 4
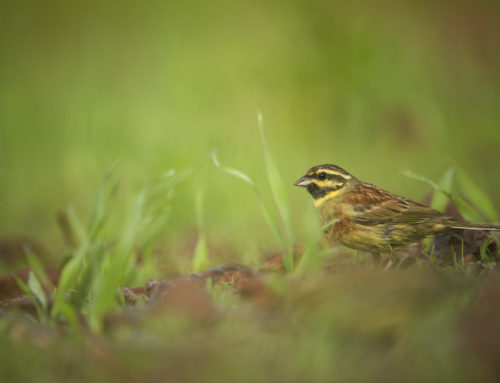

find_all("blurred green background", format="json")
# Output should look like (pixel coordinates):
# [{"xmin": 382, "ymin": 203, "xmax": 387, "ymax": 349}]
[
  {"xmin": 1, "ymin": 2, "xmax": 500, "ymax": 382},
  {"xmin": 1, "ymin": 0, "xmax": 499, "ymax": 263}
]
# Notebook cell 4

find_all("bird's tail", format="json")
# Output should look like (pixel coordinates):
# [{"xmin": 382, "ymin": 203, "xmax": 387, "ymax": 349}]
[{"xmin": 449, "ymin": 221, "xmax": 500, "ymax": 231}]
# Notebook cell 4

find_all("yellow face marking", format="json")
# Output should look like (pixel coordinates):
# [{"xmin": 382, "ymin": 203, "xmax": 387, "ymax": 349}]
[
  {"xmin": 312, "ymin": 179, "xmax": 345, "ymax": 189},
  {"xmin": 314, "ymin": 180, "xmax": 333, "ymax": 188},
  {"xmin": 307, "ymin": 169, "xmax": 351, "ymax": 179},
  {"xmin": 320, "ymin": 169, "xmax": 352, "ymax": 178},
  {"xmin": 313, "ymin": 189, "xmax": 344, "ymax": 207}
]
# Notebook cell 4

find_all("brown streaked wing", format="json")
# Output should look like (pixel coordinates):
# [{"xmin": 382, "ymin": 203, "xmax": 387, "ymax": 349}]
[{"xmin": 347, "ymin": 182, "xmax": 445, "ymax": 226}]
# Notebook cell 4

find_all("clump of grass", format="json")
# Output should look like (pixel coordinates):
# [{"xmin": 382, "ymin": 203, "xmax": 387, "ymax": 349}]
[
  {"xmin": 48, "ymin": 163, "xmax": 200, "ymax": 332},
  {"xmin": 13, "ymin": 246, "xmax": 59, "ymax": 324}
]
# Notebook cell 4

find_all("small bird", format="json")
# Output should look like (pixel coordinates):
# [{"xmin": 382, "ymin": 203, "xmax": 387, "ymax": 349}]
[{"xmin": 295, "ymin": 164, "xmax": 500, "ymax": 262}]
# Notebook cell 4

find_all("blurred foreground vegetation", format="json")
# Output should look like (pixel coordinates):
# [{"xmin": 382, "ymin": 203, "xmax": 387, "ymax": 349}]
[
  {"xmin": 1, "ymin": 0, "xmax": 500, "ymax": 256},
  {"xmin": 1, "ymin": 0, "xmax": 500, "ymax": 382}
]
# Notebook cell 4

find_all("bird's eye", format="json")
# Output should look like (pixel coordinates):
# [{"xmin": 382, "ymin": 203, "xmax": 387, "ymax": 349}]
[{"xmin": 318, "ymin": 172, "xmax": 327, "ymax": 181}]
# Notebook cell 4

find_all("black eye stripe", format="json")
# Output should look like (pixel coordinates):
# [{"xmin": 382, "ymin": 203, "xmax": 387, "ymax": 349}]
[
  {"xmin": 315, "ymin": 173, "xmax": 346, "ymax": 183},
  {"xmin": 330, "ymin": 174, "xmax": 346, "ymax": 182}
]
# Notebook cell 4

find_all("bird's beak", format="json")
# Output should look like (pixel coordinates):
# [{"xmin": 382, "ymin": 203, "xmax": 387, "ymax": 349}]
[{"xmin": 294, "ymin": 175, "xmax": 312, "ymax": 187}]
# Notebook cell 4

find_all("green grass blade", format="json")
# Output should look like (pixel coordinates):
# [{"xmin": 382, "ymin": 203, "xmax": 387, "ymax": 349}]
[
  {"xmin": 192, "ymin": 191, "xmax": 210, "ymax": 273},
  {"xmin": 450, "ymin": 196, "xmax": 484, "ymax": 223},
  {"xmin": 403, "ymin": 170, "xmax": 450, "ymax": 202},
  {"xmin": 87, "ymin": 171, "xmax": 120, "ymax": 241},
  {"xmin": 51, "ymin": 246, "xmax": 86, "ymax": 319},
  {"xmin": 403, "ymin": 169, "xmax": 483, "ymax": 222},
  {"xmin": 296, "ymin": 219, "xmax": 338, "ymax": 274},
  {"xmin": 66, "ymin": 204, "xmax": 88, "ymax": 247},
  {"xmin": 88, "ymin": 190, "xmax": 146, "ymax": 332},
  {"xmin": 53, "ymin": 169, "xmax": 121, "ymax": 318},
  {"xmin": 27, "ymin": 271, "xmax": 48, "ymax": 311},
  {"xmin": 212, "ymin": 151, "xmax": 285, "ymax": 247},
  {"xmin": 192, "ymin": 234, "xmax": 209, "ymax": 273},
  {"xmin": 456, "ymin": 168, "xmax": 499, "ymax": 222},
  {"xmin": 295, "ymin": 232, "xmax": 322, "ymax": 274},
  {"xmin": 13, "ymin": 273, "xmax": 44, "ymax": 320},
  {"xmin": 257, "ymin": 110, "xmax": 293, "ymax": 272},
  {"xmin": 25, "ymin": 250, "xmax": 50, "ymax": 287},
  {"xmin": 431, "ymin": 167, "xmax": 454, "ymax": 212}
]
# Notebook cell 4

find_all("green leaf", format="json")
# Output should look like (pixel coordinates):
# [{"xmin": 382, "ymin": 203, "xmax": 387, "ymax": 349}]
[{"xmin": 27, "ymin": 271, "xmax": 48, "ymax": 310}]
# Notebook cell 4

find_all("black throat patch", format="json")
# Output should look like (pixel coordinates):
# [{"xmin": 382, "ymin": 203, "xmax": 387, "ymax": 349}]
[{"xmin": 306, "ymin": 177, "xmax": 345, "ymax": 199}]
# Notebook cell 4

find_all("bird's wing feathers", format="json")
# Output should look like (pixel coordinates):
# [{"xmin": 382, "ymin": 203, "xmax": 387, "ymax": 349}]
[{"xmin": 346, "ymin": 182, "xmax": 445, "ymax": 226}]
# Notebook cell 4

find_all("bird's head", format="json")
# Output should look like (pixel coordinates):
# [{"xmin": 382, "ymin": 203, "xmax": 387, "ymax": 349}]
[{"xmin": 294, "ymin": 164, "xmax": 355, "ymax": 202}]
